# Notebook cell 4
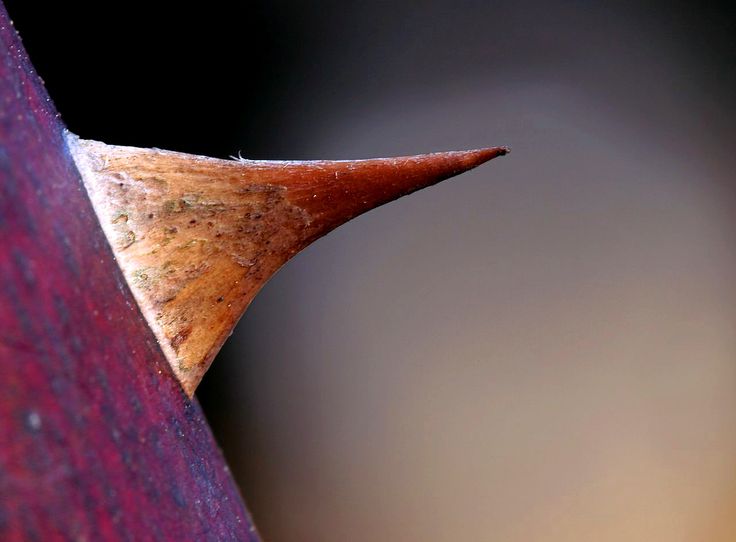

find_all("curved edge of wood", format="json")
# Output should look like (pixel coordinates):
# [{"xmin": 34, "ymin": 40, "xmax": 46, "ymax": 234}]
[{"xmin": 67, "ymin": 133, "xmax": 508, "ymax": 395}]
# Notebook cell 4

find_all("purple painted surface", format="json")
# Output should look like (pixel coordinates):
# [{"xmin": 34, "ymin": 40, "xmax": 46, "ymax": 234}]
[{"xmin": 0, "ymin": 4, "xmax": 258, "ymax": 540}]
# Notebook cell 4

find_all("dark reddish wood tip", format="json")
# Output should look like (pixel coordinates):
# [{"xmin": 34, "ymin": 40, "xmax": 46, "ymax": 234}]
[
  {"xmin": 252, "ymin": 145, "xmax": 510, "ymax": 241},
  {"xmin": 453, "ymin": 146, "xmax": 510, "ymax": 167}
]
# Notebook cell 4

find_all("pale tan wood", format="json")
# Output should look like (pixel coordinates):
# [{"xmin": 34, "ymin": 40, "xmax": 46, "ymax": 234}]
[{"xmin": 67, "ymin": 133, "xmax": 506, "ymax": 395}]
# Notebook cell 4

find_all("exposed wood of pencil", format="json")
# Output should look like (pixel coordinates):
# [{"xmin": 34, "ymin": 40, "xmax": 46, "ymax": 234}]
[{"xmin": 68, "ymin": 135, "xmax": 507, "ymax": 395}]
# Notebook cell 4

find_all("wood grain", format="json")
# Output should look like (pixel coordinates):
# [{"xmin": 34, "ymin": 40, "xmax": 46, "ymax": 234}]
[{"xmin": 70, "ymin": 137, "xmax": 507, "ymax": 395}]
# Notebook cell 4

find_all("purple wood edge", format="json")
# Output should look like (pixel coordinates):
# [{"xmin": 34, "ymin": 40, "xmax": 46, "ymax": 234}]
[{"xmin": 0, "ymin": 4, "xmax": 259, "ymax": 540}]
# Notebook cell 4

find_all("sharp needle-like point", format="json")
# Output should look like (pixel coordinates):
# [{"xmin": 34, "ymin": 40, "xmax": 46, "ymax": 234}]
[{"xmin": 67, "ymin": 134, "xmax": 507, "ymax": 395}]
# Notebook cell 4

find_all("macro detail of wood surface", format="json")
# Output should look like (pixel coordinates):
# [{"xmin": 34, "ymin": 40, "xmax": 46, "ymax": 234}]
[
  {"xmin": 69, "ymin": 137, "xmax": 506, "ymax": 395},
  {"xmin": 0, "ymin": 1, "xmax": 505, "ymax": 539}
]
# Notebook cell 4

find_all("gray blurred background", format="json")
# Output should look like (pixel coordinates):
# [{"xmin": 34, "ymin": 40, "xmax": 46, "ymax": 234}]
[{"xmin": 9, "ymin": 1, "xmax": 736, "ymax": 540}]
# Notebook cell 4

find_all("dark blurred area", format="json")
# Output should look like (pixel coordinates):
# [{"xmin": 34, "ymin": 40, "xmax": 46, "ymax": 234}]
[{"xmin": 6, "ymin": 1, "xmax": 736, "ymax": 540}]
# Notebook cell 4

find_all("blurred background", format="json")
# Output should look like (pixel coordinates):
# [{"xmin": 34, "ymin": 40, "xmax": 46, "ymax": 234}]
[{"xmin": 6, "ymin": 1, "xmax": 736, "ymax": 540}]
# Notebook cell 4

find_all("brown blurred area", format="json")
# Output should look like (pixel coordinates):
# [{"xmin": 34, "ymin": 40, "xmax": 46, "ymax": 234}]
[
  {"xmin": 7, "ymin": 1, "xmax": 736, "ymax": 540},
  {"xmin": 206, "ymin": 4, "xmax": 736, "ymax": 541}
]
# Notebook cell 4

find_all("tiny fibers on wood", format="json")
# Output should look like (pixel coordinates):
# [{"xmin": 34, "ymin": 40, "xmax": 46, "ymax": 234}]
[{"xmin": 69, "ymin": 136, "xmax": 507, "ymax": 395}]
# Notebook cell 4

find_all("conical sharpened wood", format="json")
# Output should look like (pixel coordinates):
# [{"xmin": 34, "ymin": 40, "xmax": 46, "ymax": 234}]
[{"xmin": 68, "ymin": 135, "xmax": 507, "ymax": 395}]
